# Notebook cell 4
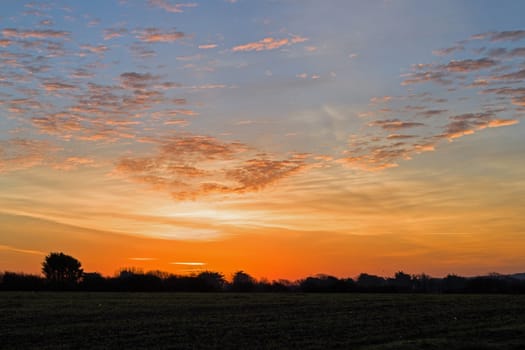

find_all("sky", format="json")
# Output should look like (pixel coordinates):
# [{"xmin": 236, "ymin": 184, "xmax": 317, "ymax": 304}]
[{"xmin": 1, "ymin": 0, "xmax": 524, "ymax": 280}]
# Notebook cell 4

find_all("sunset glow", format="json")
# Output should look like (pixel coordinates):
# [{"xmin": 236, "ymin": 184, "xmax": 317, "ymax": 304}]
[{"xmin": 1, "ymin": 1, "xmax": 524, "ymax": 280}]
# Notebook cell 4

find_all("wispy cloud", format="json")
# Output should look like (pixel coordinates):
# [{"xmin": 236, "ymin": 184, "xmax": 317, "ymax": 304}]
[
  {"xmin": 148, "ymin": 0, "xmax": 197, "ymax": 13},
  {"xmin": 136, "ymin": 28, "xmax": 186, "ymax": 42},
  {"xmin": 232, "ymin": 35, "xmax": 308, "ymax": 52},
  {"xmin": 0, "ymin": 244, "xmax": 46, "ymax": 256},
  {"xmin": 2, "ymin": 28, "xmax": 70, "ymax": 39},
  {"xmin": 443, "ymin": 58, "xmax": 498, "ymax": 72},
  {"xmin": 348, "ymin": 30, "xmax": 524, "ymax": 171},
  {"xmin": 171, "ymin": 262, "xmax": 205, "ymax": 266},
  {"xmin": 114, "ymin": 135, "xmax": 310, "ymax": 199},
  {"xmin": 103, "ymin": 28, "xmax": 127, "ymax": 40},
  {"xmin": 0, "ymin": 138, "xmax": 59, "ymax": 173},
  {"xmin": 368, "ymin": 119, "xmax": 425, "ymax": 131},
  {"xmin": 198, "ymin": 44, "xmax": 217, "ymax": 49},
  {"xmin": 474, "ymin": 30, "xmax": 525, "ymax": 42},
  {"xmin": 440, "ymin": 113, "xmax": 519, "ymax": 140}
]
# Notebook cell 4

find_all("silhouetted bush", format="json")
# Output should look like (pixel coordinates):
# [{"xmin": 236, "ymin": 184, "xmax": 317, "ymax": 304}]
[
  {"xmin": 299, "ymin": 275, "xmax": 354, "ymax": 292},
  {"xmin": 2, "ymin": 253, "xmax": 525, "ymax": 293},
  {"xmin": 442, "ymin": 274, "xmax": 468, "ymax": 293},
  {"xmin": 80, "ymin": 272, "xmax": 109, "ymax": 291},
  {"xmin": 1, "ymin": 272, "xmax": 45, "ymax": 291},
  {"xmin": 356, "ymin": 273, "xmax": 388, "ymax": 292}
]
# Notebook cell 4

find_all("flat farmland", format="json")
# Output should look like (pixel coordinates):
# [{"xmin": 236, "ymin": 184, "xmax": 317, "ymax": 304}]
[{"xmin": 1, "ymin": 292, "xmax": 525, "ymax": 349}]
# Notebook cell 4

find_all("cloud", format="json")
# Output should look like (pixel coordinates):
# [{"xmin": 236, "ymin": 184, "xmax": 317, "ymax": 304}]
[
  {"xmin": 370, "ymin": 96, "xmax": 393, "ymax": 104},
  {"xmin": 492, "ymin": 69, "xmax": 525, "ymax": 81},
  {"xmin": 70, "ymin": 69, "xmax": 95, "ymax": 79},
  {"xmin": 148, "ymin": 0, "xmax": 197, "ymax": 13},
  {"xmin": 198, "ymin": 44, "xmax": 217, "ymax": 49},
  {"xmin": 482, "ymin": 30, "xmax": 525, "ymax": 42},
  {"xmin": 443, "ymin": 58, "xmax": 498, "ymax": 72},
  {"xmin": 0, "ymin": 244, "xmax": 46, "ymax": 256},
  {"xmin": 417, "ymin": 109, "xmax": 448, "ymax": 118},
  {"xmin": 350, "ymin": 30, "xmax": 524, "ymax": 172},
  {"xmin": 487, "ymin": 119, "xmax": 519, "ymax": 127},
  {"xmin": 80, "ymin": 44, "xmax": 109, "ymax": 54},
  {"xmin": 508, "ymin": 47, "xmax": 525, "ymax": 57},
  {"xmin": 136, "ymin": 28, "xmax": 186, "ymax": 42},
  {"xmin": 31, "ymin": 113, "xmax": 83, "ymax": 138},
  {"xmin": 226, "ymin": 158, "xmax": 306, "ymax": 193},
  {"xmin": 119, "ymin": 72, "xmax": 159, "ymax": 90},
  {"xmin": 401, "ymin": 70, "xmax": 452, "ymax": 86},
  {"xmin": 42, "ymin": 81, "xmax": 77, "ymax": 91},
  {"xmin": 2, "ymin": 28, "xmax": 70, "ymax": 39},
  {"xmin": 432, "ymin": 45, "xmax": 465, "ymax": 56},
  {"xmin": 171, "ymin": 262, "xmax": 205, "ymax": 266},
  {"xmin": 0, "ymin": 138, "xmax": 59, "ymax": 173},
  {"xmin": 232, "ymin": 35, "xmax": 308, "ymax": 52},
  {"xmin": 114, "ymin": 135, "xmax": 310, "ymax": 199},
  {"xmin": 103, "ymin": 28, "xmax": 127, "ymax": 40},
  {"xmin": 368, "ymin": 119, "xmax": 425, "ymax": 131},
  {"xmin": 52, "ymin": 157, "xmax": 96, "ymax": 171},
  {"xmin": 440, "ymin": 113, "xmax": 519, "ymax": 140},
  {"xmin": 386, "ymin": 134, "xmax": 416, "ymax": 140}
]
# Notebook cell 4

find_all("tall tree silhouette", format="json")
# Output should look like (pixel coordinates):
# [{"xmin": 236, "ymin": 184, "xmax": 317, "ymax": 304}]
[{"xmin": 42, "ymin": 252, "xmax": 83, "ymax": 286}]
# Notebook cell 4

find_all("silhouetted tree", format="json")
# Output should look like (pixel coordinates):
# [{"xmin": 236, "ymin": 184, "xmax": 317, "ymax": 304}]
[
  {"xmin": 442, "ymin": 274, "xmax": 468, "ymax": 293},
  {"xmin": 357, "ymin": 273, "xmax": 386, "ymax": 291},
  {"xmin": 80, "ymin": 272, "xmax": 108, "ymax": 291},
  {"xmin": 391, "ymin": 271, "xmax": 413, "ymax": 292},
  {"xmin": 299, "ymin": 275, "xmax": 353, "ymax": 292},
  {"xmin": 115, "ymin": 268, "xmax": 163, "ymax": 291},
  {"xmin": 42, "ymin": 252, "xmax": 83, "ymax": 288},
  {"xmin": 231, "ymin": 270, "xmax": 256, "ymax": 292},
  {"xmin": 197, "ymin": 271, "xmax": 226, "ymax": 292}
]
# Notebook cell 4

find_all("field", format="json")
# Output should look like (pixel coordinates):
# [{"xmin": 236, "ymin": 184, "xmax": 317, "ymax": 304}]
[{"xmin": 1, "ymin": 293, "xmax": 525, "ymax": 349}]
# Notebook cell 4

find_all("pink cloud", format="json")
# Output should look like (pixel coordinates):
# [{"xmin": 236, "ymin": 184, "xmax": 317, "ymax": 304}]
[
  {"xmin": 148, "ymin": 0, "xmax": 197, "ymax": 13},
  {"xmin": 2, "ymin": 28, "xmax": 70, "ymax": 39},
  {"xmin": 368, "ymin": 119, "xmax": 425, "ymax": 131},
  {"xmin": 232, "ymin": 35, "xmax": 308, "ymax": 52},
  {"xmin": 136, "ymin": 28, "xmax": 186, "ymax": 42},
  {"xmin": 103, "ymin": 28, "xmax": 127, "ymax": 40},
  {"xmin": 198, "ymin": 44, "xmax": 217, "ymax": 49}
]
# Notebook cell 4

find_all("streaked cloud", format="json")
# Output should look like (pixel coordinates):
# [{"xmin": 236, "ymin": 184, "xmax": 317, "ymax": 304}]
[
  {"xmin": 136, "ymin": 28, "xmax": 186, "ymax": 42},
  {"xmin": 0, "ymin": 244, "xmax": 46, "ymax": 256},
  {"xmin": 232, "ymin": 35, "xmax": 308, "ymax": 52},
  {"xmin": 103, "ymin": 28, "xmax": 127, "ymax": 40},
  {"xmin": 2, "ymin": 28, "xmax": 70, "ymax": 39},
  {"xmin": 198, "ymin": 44, "xmax": 217, "ymax": 49},
  {"xmin": 368, "ymin": 119, "xmax": 425, "ymax": 131},
  {"xmin": 443, "ymin": 58, "xmax": 498, "ymax": 72},
  {"xmin": 440, "ymin": 113, "xmax": 519, "ymax": 140},
  {"xmin": 114, "ymin": 135, "xmax": 310, "ymax": 199},
  {"xmin": 0, "ymin": 138, "xmax": 59, "ymax": 173},
  {"xmin": 474, "ymin": 30, "xmax": 525, "ymax": 42},
  {"xmin": 171, "ymin": 262, "xmax": 205, "ymax": 266},
  {"xmin": 148, "ymin": 0, "xmax": 197, "ymax": 13}
]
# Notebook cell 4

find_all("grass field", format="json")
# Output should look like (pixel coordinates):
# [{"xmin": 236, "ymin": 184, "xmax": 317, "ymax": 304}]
[{"xmin": 1, "ymin": 292, "xmax": 525, "ymax": 349}]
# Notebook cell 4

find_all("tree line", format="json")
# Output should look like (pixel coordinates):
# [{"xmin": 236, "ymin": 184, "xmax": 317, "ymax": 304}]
[{"xmin": 2, "ymin": 252, "xmax": 525, "ymax": 293}]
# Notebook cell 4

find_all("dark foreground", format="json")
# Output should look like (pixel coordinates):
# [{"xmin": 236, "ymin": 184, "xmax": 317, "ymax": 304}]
[{"xmin": 1, "ymin": 293, "xmax": 525, "ymax": 349}]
